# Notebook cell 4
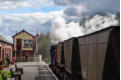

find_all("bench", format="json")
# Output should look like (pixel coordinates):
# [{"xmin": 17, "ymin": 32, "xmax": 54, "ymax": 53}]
[
  {"xmin": 0, "ymin": 64, "xmax": 10, "ymax": 71},
  {"xmin": 10, "ymin": 68, "xmax": 21, "ymax": 80},
  {"xmin": 15, "ymin": 64, "xmax": 23, "ymax": 75},
  {"xmin": 0, "ymin": 66, "xmax": 4, "ymax": 70}
]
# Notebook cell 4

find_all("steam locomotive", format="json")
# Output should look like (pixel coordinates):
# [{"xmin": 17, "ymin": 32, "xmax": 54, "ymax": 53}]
[{"xmin": 49, "ymin": 26, "xmax": 120, "ymax": 80}]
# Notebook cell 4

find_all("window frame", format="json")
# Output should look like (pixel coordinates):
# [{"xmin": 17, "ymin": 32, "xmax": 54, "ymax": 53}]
[{"xmin": 24, "ymin": 40, "xmax": 33, "ymax": 48}]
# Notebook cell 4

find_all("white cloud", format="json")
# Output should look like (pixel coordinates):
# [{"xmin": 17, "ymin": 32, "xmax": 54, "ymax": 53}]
[
  {"xmin": 64, "ymin": 4, "xmax": 88, "ymax": 16},
  {"xmin": 82, "ymin": 14, "xmax": 118, "ymax": 34},
  {"xmin": 49, "ymin": 0, "xmax": 119, "ymax": 43},
  {"xmin": 0, "ymin": 0, "xmax": 30, "ymax": 9},
  {"xmin": 53, "ymin": 0, "xmax": 120, "ymax": 17},
  {"xmin": 0, "ymin": 10, "xmax": 64, "ymax": 42},
  {"xmin": 50, "ymin": 17, "xmax": 83, "ymax": 43},
  {"xmin": 0, "ymin": 0, "xmax": 54, "ymax": 10},
  {"xmin": 0, "ymin": 0, "xmax": 119, "ymax": 44},
  {"xmin": 50, "ymin": 14, "xmax": 118, "ymax": 43},
  {"xmin": 53, "ymin": 0, "xmax": 81, "ymax": 6}
]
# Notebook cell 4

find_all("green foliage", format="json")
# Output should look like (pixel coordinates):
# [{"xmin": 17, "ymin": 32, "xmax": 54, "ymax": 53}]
[
  {"xmin": 37, "ymin": 33, "xmax": 51, "ymax": 63},
  {"xmin": 0, "ymin": 71, "xmax": 11, "ymax": 80},
  {"xmin": 116, "ymin": 12, "xmax": 120, "ymax": 26},
  {"xmin": 43, "ymin": 56, "xmax": 50, "ymax": 64}
]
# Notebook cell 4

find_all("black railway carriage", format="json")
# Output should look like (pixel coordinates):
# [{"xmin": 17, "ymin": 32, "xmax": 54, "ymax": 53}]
[
  {"xmin": 49, "ymin": 26, "xmax": 120, "ymax": 80},
  {"xmin": 78, "ymin": 26, "xmax": 120, "ymax": 80},
  {"xmin": 103, "ymin": 26, "xmax": 120, "ymax": 80},
  {"xmin": 55, "ymin": 42, "xmax": 65, "ymax": 79},
  {"xmin": 63, "ymin": 37, "xmax": 81, "ymax": 75},
  {"xmin": 61, "ymin": 37, "xmax": 82, "ymax": 80},
  {"xmin": 49, "ymin": 45, "xmax": 57, "ymax": 70},
  {"xmin": 56, "ymin": 42, "xmax": 64, "ymax": 68}
]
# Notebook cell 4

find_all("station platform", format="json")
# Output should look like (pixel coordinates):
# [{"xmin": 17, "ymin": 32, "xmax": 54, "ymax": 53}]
[
  {"xmin": 16, "ymin": 62, "xmax": 59, "ymax": 80},
  {"xmin": 35, "ymin": 65, "xmax": 58, "ymax": 80}
]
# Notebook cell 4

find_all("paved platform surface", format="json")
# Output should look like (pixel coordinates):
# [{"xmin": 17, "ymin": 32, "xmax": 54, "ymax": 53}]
[{"xmin": 15, "ymin": 62, "xmax": 58, "ymax": 80}]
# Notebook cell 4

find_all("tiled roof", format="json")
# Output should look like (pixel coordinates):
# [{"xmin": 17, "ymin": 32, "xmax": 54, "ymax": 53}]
[
  {"xmin": 13, "ymin": 29, "xmax": 34, "ymax": 37},
  {"xmin": 0, "ymin": 35, "xmax": 11, "ymax": 44}
]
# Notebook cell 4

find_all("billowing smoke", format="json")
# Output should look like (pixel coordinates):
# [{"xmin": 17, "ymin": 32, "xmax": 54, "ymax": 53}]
[
  {"xmin": 81, "ymin": 14, "xmax": 118, "ymax": 34},
  {"xmin": 50, "ymin": 14, "xmax": 118, "ymax": 43},
  {"xmin": 50, "ymin": 0, "xmax": 119, "ymax": 43},
  {"xmin": 50, "ymin": 17, "xmax": 83, "ymax": 43}
]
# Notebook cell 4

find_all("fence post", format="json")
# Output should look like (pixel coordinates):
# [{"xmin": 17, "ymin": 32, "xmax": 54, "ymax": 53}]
[{"xmin": 39, "ymin": 55, "xmax": 42, "ymax": 62}]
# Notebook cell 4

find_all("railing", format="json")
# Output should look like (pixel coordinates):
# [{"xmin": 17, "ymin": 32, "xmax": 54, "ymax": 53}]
[{"xmin": 16, "ymin": 55, "xmax": 42, "ymax": 62}]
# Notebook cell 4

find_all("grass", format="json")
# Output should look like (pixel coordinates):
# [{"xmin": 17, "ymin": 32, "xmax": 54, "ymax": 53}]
[
  {"xmin": 43, "ymin": 56, "xmax": 50, "ymax": 64},
  {"xmin": 0, "ymin": 71, "xmax": 11, "ymax": 80}
]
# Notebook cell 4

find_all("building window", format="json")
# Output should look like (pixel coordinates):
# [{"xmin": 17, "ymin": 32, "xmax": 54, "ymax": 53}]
[
  {"xmin": 24, "ymin": 40, "xmax": 33, "ymax": 48},
  {"xmin": 13, "ymin": 51, "xmax": 16, "ymax": 57}
]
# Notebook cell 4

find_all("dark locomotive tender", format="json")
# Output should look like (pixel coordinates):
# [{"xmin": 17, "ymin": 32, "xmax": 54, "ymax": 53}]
[
  {"xmin": 49, "ymin": 26, "xmax": 120, "ymax": 80},
  {"xmin": 78, "ymin": 26, "xmax": 120, "ymax": 80},
  {"xmin": 49, "ymin": 46, "xmax": 56, "ymax": 70}
]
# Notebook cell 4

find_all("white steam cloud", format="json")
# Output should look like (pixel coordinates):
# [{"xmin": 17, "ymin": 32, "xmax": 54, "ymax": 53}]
[
  {"xmin": 82, "ymin": 14, "xmax": 118, "ymax": 34},
  {"xmin": 50, "ymin": 17, "xmax": 83, "ymax": 43},
  {"xmin": 50, "ymin": 14, "xmax": 118, "ymax": 43},
  {"xmin": 50, "ymin": 0, "xmax": 119, "ymax": 43}
]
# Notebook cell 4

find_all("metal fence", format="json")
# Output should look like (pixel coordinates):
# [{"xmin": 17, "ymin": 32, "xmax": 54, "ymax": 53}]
[{"xmin": 16, "ymin": 55, "xmax": 42, "ymax": 62}]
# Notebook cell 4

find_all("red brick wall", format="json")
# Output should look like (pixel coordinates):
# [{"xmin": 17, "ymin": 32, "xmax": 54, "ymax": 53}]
[
  {"xmin": 16, "ymin": 50, "xmax": 33, "ymax": 57},
  {"xmin": 22, "ymin": 50, "xmax": 33, "ymax": 57},
  {"xmin": 0, "ymin": 42, "xmax": 13, "ymax": 61}
]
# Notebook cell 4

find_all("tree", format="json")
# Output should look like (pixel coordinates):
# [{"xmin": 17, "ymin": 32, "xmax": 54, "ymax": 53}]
[
  {"xmin": 116, "ymin": 12, "xmax": 120, "ymax": 26},
  {"xmin": 36, "ymin": 33, "xmax": 51, "ymax": 63}
]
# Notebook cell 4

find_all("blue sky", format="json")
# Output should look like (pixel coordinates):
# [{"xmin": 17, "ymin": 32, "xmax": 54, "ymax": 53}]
[
  {"xmin": 0, "ymin": 0, "xmax": 66, "ymax": 42},
  {"xmin": 0, "ymin": 0, "xmax": 119, "ymax": 43},
  {"xmin": 0, "ymin": 5, "xmax": 64, "ymax": 13}
]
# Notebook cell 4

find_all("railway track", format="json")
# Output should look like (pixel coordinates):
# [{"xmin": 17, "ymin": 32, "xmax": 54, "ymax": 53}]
[{"xmin": 35, "ymin": 65, "xmax": 58, "ymax": 80}]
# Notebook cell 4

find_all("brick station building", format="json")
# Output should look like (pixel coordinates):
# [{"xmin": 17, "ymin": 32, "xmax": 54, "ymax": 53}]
[
  {"xmin": 0, "ymin": 35, "xmax": 13, "ymax": 61},
  {"xmin": 13, "ymin": 30, "xmax": 34, "ymax": 57}
]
